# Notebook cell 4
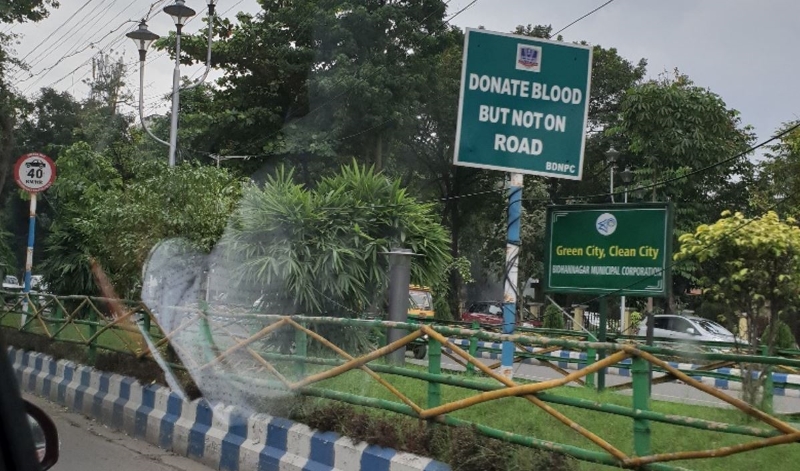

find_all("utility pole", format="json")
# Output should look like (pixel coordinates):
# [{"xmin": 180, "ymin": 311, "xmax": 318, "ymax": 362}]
[{"xmin": 500, "ymin": 173, "xmax": 523, "ymax": 379}]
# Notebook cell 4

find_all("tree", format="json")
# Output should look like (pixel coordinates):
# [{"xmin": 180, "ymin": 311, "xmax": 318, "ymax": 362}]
[
  {"xmin": 610, "ymin": 71, "xmax": 754, "ymax": 228},
  {"xmin": 753, "ymin": 121, "xmax": 800, "ymax": 212},
  {"xmin": 610, "ymin": 70, "xmax": 756, "ymax": 308},
  {"xmin": 219, "ymin": 163, "xmax": 453, "ymax": 318},
  {"xmin": 172, "ymin": 0, "xmax": 452, "ymax": 171},
  {"xmin": 675, "ymin": 210, "xmax": 800, "ymax": 407},
  {"xmin": 38, "ymin": 142, "xmax": 122, "ymax": 295},
  {"xmin": 39, "ymin": 141, "xmax": 243, "ymax": 297},
  {"xmin": 0, "ymin": 0, "xmax": 59, "ymax": 200}
]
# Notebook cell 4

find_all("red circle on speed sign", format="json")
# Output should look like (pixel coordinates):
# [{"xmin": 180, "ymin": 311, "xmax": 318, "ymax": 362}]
[{"xmin": 14, "ymin": 153, "xmax": 56, "ymax": 193}]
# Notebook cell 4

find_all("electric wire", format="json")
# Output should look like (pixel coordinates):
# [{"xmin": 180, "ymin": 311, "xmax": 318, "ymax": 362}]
[
  {"xmin": 551, "ymin": 0, "xmax": 617, "ymax": 38},
  {"xmin": 15, "ymin": 0, "xmax": 128, "ymax": 83},
  {"xmin": 13, "ymin": 0, "xmax": 98, "ymax": 67}
]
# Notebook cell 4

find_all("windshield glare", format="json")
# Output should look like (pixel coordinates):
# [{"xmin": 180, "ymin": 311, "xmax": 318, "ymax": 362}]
[
  {"xmin": 410, "ymin": 290, "xmax": 432, "ymax": 309},
  {"xmin": 695, "ymin": 319, "xmax": 734, "ymax": 337}
]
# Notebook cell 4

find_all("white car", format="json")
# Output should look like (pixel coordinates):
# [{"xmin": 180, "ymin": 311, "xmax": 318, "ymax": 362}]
[
  {"xmin": 2, "ymin": 275, "xmax": 22, "ymax": 290},
  {"xmin": 637, "ymin": 314, "xmax": 739, "ymax": 343}
]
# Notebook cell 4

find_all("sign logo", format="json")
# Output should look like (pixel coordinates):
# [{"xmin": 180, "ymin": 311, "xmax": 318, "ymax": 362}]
[
  {"xmin": 516, "ymin": 44, "xmax": 541, "ymax": 72},
  {"xmin": 596, "ymin": 213, "xmax": 617, "ymax": 236}
]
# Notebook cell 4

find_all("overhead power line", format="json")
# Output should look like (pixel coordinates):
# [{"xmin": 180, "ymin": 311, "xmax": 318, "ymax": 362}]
[
  {"xmin": 14, "ymin": 0, "xmax": 98, "ymax": 66},
  {"xmin": 551, "ymin": 0, "xmax": 617, "ymax": 38},
  {"xmin": 542, "ymin": 120, "xmax": 800, "ymax": 204},
  {"xmin": 15, "ymin": 0, "xmax": 126, "ymax": 81},
  {"xmin": 576, "ymin": 184, "xmax": 800, "ymax": 309},
  {"xmin": 16, "ymin": 0, "xmax": 162, "ymax": 94}
]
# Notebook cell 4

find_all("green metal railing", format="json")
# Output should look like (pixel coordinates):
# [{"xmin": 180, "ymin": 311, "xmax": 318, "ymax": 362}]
[{"xmin": 3, "ymin": 291, "xmax": 800, "ymax": 470}]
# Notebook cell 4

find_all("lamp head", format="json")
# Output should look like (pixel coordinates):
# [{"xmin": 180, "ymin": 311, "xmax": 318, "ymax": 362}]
[
  {"xmin": 163, "ymin": 0, "xmax": 197, "ymax": 30},
  {"xmin": 605, "ymin": 147, "xmax": 619, "ymax": 165},
  {"xmin": 126, "ymin": 20, "xmax": 160, "ymax": 61}
]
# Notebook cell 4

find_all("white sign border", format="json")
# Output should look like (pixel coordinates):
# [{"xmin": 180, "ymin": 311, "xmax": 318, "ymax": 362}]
[{"xmin": 452, "ymin": 28, "xmax": 594, "ymax": 181}]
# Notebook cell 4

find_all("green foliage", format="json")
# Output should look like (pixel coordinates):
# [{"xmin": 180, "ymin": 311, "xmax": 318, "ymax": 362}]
[
  {"xmin": 0, "ymin": 0, "xmax": 58, "ymax": 24},
  {"xmin": 543, "ymin": 304, "xmax": 565, "ymax": 330},
  {"xmin": 675, "ymin": 210, "xmax": 800, "ymax": 381},
  {"xmin": 609, "ymin": 71, "xmax": 755, "ymax": 232},
  {"xmin": 221, "ymin": 163, "xmax": 452, "ymax": 316},
  {"xmin": 753, "ymin": 121, "xmax": 800, "ymax": 213},
  {"xmin": 0, "ymin": 228, "xmax": 14, "ymax": 279},
  {"xmin": 39, "ymin": 142, "xmax": 242, "ymax": 297},
  {"xmin": 766, "ymin": 321, "xmax": 797, "ymax": 350},
  {"xmin": 38, "ymin": 142, "xmax": 123, "ymax": 295},
  {"xmin": 628, "ymin": 311, "xmax": 643, "ymax": 334}
]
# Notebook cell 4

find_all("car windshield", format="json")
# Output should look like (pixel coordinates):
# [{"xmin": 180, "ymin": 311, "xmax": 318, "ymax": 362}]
[
  {"xmin": 695, "ymin": 319, "xmax": 734, "ymax": 337},
  {"xmin": 4, "ymin": 4, "xmax": 798, "ymax": 464},
  {"xmin": 409, "ymin": 290, "xmax": 432, "ymax": 310}
]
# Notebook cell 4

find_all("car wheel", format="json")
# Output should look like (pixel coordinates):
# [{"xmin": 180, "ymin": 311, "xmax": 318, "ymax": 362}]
[{"xmin": 412, "ymin": 345, "xmax": 427, "ymax": 360}]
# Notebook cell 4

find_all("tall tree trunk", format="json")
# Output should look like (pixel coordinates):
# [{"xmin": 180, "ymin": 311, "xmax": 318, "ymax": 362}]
[
  {"xmin": 374, "ymin": 135, "xmax": 383, "ymax": 171},
  {"xmin": 0, "ymin": 99, "xmax": 14, "ymax": 202},
  {"xmin": 445, "ymin": 169, "xmax": 462, "ymax": 319}
]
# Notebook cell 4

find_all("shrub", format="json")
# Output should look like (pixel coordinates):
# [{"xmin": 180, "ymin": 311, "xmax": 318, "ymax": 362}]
[{"xmin": 543, "ymin": 304, "xmax": 565, "ymax": 330}]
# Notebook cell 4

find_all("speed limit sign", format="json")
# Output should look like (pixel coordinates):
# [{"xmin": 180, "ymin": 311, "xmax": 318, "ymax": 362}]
[{"xmin": 14, "ymin": 153, "xmax": 56, "ymax": 193}]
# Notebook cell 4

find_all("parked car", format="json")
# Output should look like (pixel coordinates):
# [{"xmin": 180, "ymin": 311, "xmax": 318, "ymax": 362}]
[
  {"xmin": 461, "ymin": 301, "xmax": 541, "ymax": 328},
  {"xmin": 637, "ymin": 314, "xmax": 738, "ymax": 343},
  {"xmin": 2, "ymin": 275, "xmax": 22, "ymax": 290}
]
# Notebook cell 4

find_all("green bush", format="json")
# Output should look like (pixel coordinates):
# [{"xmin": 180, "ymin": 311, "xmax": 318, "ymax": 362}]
[
  {"xmin": 543, "ymin": 304, "xmax": 565, "ymax": 330},
  {"xmin": 775, "ymin": 321, "xmax": 796, "ymax": 350}
]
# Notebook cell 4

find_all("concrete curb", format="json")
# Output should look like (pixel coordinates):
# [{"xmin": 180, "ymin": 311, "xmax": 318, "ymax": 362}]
[
  {"xmin": 8, "ymin": 347, "xmax": 450, "ymax": 471},
  {"xmin": 445, "ymin": 338, "xmax": 800, "ymax": 397}
]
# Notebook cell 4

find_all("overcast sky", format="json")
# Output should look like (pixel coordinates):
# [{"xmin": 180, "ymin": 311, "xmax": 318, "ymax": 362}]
[{"xmin": 5, "ymin": 0, "xmax": 799, "ymax": 146}]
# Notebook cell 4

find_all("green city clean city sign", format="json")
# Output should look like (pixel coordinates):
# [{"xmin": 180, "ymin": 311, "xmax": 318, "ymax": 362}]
[
  {"xmin": 453, "ymin": 28, "xmax": 592, "ymax": 180},
  {"xmin": 544, "ymin": 204, "xmax": 673, "ymax": 297}
]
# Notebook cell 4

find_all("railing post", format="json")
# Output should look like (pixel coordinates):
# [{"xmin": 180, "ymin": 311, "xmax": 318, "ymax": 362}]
[
  {"xmin": 467, "ymin": 321, "xmax": 479, "ymax": 376},
  {"xmin": 428, "ymin": 335, "xmax": 442, "ymax": 408},
  {"xmin": 585, "ymin": 333, "xmax": 596, "ymax": 389},
  {"xmin": 294, "ymin": 318, "xmax": 308, "ymax": 378},
  {"xmin": 632, "ymin": 355, "xmax": 652, "ymax": 457},
  {"xmin": 597, "ymin": 300, "xmax": 608, "ymax": 391},
  {"xmin": 87, "ymin": 306, "xmax": 98, "ymax": 365},
  {"xmin": 51, "ymin": 298, "xmax": 62, "ymax": 335}
]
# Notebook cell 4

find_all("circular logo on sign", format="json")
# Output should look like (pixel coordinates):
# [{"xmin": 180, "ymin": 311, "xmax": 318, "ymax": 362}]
[
  {"xmin": 596, "ymin": 213, "xmax": 617, "ymax": 236},
  {"xmin": 14, "ymin": 153, "xmax": 56, "ymax": 193}
]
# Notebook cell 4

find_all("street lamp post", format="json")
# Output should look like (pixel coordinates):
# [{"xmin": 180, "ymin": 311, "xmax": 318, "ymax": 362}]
[
  {"xmin": 620, "ymin": 167, "xmax": 633, "ymax": 204},
  {"xmin": 619, "ymin": 166, "xmax": 634, "ymax": 333},
  {"xmin": 163, "ymin": 0, "xmax": 196, "ymax": 167},
  {"xmin": 606, "ymin": 147, "xmax": 619, "ymax": 204},
  {"xmin": 126, "ymin": 1, "xmax": 217, "ymax": 167}
]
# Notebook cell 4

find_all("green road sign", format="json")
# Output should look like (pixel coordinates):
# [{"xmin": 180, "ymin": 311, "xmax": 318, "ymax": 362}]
[
  {"xmin": 453, "ymin": 28, "xmax": 592, "ymax": 180},
  {"xmin": 544, "ymin": 204, "xmax": 673, "ymax": 297}
]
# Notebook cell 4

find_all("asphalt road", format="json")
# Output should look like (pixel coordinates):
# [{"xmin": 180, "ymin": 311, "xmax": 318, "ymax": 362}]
[
  {"xmin": 408, "ymin": 352, "xmax": 800, "ymax": 414},
  {"xmin": 24, "ymin": 394, "xmax": 212, "ymax": 471}
]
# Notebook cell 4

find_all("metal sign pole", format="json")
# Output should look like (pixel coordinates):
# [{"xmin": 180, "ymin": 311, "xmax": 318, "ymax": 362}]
[
  {"xmin": 501, "ymin": 174, "xmax": 523, "ymax": 379},
  {"xmin": 21, "ymin": 193, "xmax": 37, "ymax": 326}
]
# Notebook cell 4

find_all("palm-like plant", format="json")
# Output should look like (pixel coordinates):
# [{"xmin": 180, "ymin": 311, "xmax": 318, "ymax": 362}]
[{"xmin": 221, "ymin": 163, "xmax": 452, "ymax": 318}]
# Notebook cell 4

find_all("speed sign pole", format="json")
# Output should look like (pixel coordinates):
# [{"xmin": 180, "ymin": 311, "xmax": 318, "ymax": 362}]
[{"xmin": 13, "ymin": 153, "xmax": 57, "ymax": 324}]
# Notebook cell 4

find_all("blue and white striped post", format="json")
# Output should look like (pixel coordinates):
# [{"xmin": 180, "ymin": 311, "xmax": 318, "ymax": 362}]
[
  {"xmin": 500, "ymin": 173, "xmax": 523, "ymax": 379},
  {"xmin": 21, "ymin": 193, "xmax": 37, "ymax": 326}
]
